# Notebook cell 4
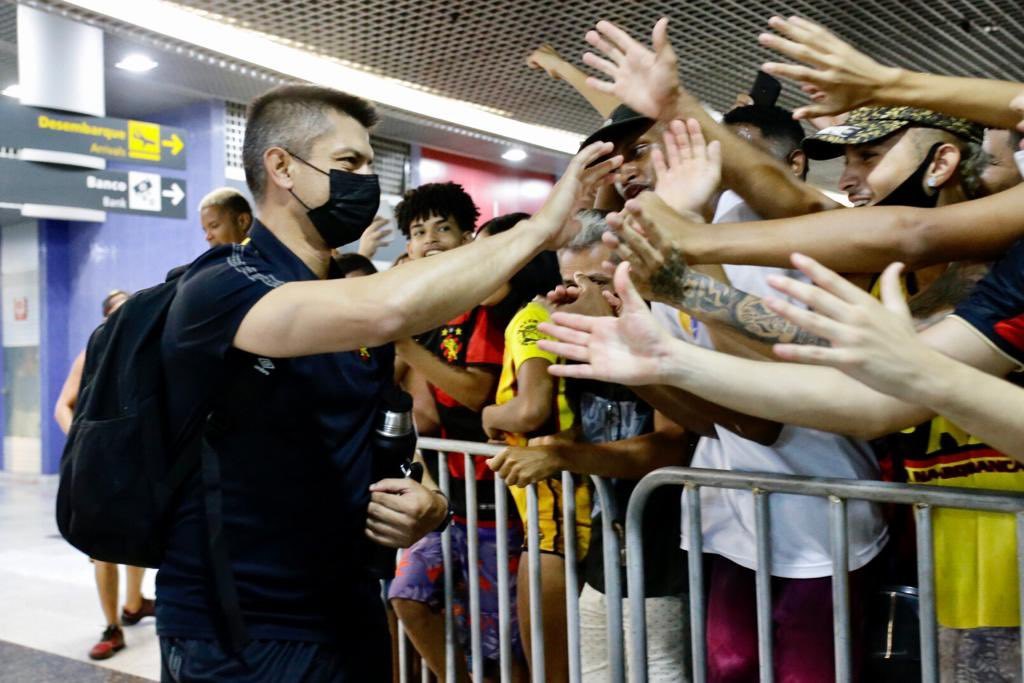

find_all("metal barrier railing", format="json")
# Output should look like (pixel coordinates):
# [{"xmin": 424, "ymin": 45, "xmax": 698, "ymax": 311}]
[
  {"xmin": 625, "ymin": 467, "xmax": 1024, "ymax": 683},
  {"xmin": 403, "ymin": 437, "xmax": 633, "ymax": 683},
  {"xmin": 400, "ymin": 439, "xmax": 1024, "ymax": 683}
]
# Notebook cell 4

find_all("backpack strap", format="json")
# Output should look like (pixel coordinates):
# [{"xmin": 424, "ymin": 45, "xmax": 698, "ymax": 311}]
[{"xmin": 199, "ymin": 433, "xmax": 249, "ymax": 654}]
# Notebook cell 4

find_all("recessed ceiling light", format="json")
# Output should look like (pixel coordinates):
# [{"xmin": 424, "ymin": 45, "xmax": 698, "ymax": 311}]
[
  {"xmin": 1, "ymin": 83, "xmax": 21, "ymax": 98},
  {"xmin": 115, "ymin": 54, "xmax": 159, "ymax": 72},
  {"xmin": 502, "ymin": 148, "xmax": 528, "ymax": 162}
]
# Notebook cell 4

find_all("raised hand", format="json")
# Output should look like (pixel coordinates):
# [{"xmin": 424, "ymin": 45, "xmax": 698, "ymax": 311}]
[
  {"xmin": 758, "ymin": 15, "xmax": 900, "ymax": 120},
  {"xmin": 653, "ymin": 118, "xmax": 722, "ymax": 216},
  {"xmin": 526, "ymin": 44, "xmax": 565, "ymax": 80},
  {"xmin": 537, "ymin": 261, "xmax": 679, "ymax": 386},
  {"xmin": 532, "ymin": 141, "xmax": 622, "ymax": 250},
  {"xmin": 357, "ymin": 216, "xmax": 393, "ymax": 259},
  {"xmin": 763, "ymin": 253, "xmax": 931, "ymax": 400},
  {"xmin": 582, "ymin": 18, "xmax": 680, "ymax": 120},
  {"xmin": 603, "ymin": 191, "xmax": 703, "ymax": 300}
]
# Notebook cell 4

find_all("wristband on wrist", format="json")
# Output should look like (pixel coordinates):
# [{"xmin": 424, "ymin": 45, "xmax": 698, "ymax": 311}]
[{"xmin": 431, "ymin": 490, "xmax": 454, "ymax": 533}]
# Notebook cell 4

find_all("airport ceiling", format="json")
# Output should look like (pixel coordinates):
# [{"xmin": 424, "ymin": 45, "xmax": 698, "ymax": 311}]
[
  {"xmin": 1, "ymin": 0, "xmax": 1022, "ymax": 179},
  {"xmin": 111, "ymin": 0, "xmax": 1024, "ymax": 135}
]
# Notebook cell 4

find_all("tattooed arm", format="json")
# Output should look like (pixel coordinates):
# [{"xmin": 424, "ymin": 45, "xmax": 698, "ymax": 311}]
[
  {"xmin": 657, "ymin": 257, "xmax": 829, "ymax": 346},
  {"xmin": 608, "ymin": 207, "xmax": 829, "ymax": 346}
]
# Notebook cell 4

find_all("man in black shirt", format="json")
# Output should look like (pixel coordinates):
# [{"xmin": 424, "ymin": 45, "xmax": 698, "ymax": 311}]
[{"xmin": 156, "ymin": 84, "xmax": 620, "ymax": 681}]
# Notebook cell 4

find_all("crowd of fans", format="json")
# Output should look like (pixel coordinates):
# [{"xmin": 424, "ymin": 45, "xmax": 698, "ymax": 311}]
[
  {"xmin": 60, "ymin": 11, "xmax": 1024, "ymax": 683},
  {"xmin": 376, "ymin": 14, "xmax": 1024, "ymax": 683}
]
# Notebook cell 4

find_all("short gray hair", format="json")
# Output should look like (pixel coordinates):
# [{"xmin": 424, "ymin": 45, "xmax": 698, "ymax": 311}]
[{"xmin": 562, "ymin": 209, "xmax": 611, "ymax": 252}]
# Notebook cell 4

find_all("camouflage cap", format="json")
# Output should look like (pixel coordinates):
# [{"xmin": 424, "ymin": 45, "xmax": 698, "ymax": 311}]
[{"xmin": 802, "ymin": 106, "xmax": 985, "ymax": 160}]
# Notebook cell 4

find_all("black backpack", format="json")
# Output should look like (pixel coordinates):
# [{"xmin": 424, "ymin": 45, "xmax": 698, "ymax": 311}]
[
  {"xmin": 56, "ymin": 275, "xmax": 196, "ymax": 567},
  {"xmin": 55, "ymin": 269, "xmax": 249, "ymax": 650}
]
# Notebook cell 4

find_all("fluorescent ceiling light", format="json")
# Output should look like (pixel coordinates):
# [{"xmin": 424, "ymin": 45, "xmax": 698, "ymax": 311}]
[
  {"xmin": 501, "ymin": 148, "xmax": 528, "ymax": 162},
  {"xmin": 115, "ymin": 53, "xmax": 159, "ymax": 72},
  {"xmin": 2, "ymin": 83, "xmax": 21, "ymax": 98},
  {"xmin": 63, "ymin": 0, "xmax": 582, "ymax": 155}
]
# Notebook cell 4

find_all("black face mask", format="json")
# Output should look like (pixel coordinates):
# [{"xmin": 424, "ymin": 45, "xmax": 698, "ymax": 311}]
[
  {"xmin": 875, "ymin": 142, "xmax": 943, "ymax": 208},
  {"xmin": 288, "ymin": 151, "xmax": 380, "ymax": 248}
]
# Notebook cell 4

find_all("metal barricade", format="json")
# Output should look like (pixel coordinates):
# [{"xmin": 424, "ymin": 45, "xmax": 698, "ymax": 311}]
[
  {"xmin": 624, "ymin": 466, "xmax": 1024, "ymax": 683},
  {"xmin": 392, "ymin": 437, "xmax": 628, "ymax": 683}
]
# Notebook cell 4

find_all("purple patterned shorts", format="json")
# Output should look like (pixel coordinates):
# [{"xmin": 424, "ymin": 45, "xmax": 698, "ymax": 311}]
[{"xmin": 388, "ymin": 520, "xmax": 524, "ymax": 661}]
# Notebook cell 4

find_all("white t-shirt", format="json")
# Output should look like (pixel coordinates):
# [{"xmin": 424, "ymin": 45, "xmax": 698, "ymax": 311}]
[{"xmin": 650, "ymin": 191, "xmax": 888, "ymax": 578}]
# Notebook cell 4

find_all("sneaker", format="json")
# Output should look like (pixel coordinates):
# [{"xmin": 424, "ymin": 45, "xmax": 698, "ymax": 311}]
[
  {"xmin": 121, "ymin": 597, "xmax": 156, "ymax": 626},
  {"xmin": 88, "ymin": 625, "xmax": 125, "ymax": 660}
]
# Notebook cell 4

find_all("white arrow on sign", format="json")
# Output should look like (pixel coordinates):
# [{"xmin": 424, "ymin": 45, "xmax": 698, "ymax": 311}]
[{"xmin": 161, "ymin": 182, "xmax": 185, "ymax": 207}]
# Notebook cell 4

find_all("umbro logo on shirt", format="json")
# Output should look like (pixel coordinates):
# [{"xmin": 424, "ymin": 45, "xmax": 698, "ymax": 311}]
[{"xmin": 253, "ymin": 357, "xmax": 275, "ymax": 376}]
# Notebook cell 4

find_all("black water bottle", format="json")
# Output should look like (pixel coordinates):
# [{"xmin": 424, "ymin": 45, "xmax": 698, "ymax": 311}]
[{"xmin": 364, "ymin": 387, "xmax": 421, "ymax": 579}]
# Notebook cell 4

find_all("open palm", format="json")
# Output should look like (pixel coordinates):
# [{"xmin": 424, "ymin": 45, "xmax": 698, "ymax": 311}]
[
  {"xmin": 537, "ymin": 262, "xmax": 676, "ymax": 387},
  {"xmin": 583, "ymin": 18, "xmax": 680, "ymax": 120}
]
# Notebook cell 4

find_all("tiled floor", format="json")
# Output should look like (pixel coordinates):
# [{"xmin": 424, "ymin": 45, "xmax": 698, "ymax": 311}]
[{"xmin": 0, "ymin": 474, "xmax": 160, "ymax": 682}]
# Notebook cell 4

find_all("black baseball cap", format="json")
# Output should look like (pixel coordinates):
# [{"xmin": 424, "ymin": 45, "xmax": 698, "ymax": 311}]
[{"xmin": 579, "ymin": 105, "xmax": 655, "ymax": 166}]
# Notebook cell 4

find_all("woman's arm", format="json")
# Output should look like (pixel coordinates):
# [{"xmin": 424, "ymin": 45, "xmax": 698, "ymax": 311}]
[{"xmin": 54, "ymin": 351, "xmax": 85, "ymax": 435}]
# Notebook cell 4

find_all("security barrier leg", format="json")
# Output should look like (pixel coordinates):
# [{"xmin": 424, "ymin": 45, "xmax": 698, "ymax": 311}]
[
  {"xmin": 829, "ymin": 496, "xmax": 851, "ymax": 683},
  {"xmin": 527, "ymin": 483, "xmax": 546, "ymax": 683},
  {"xmin": 915, "ymin": 504, "xmax": 938, "ymax": 683},
  {"xmin": 562, "ymin": 471, "xmax": 582, "ymax": 683},
  {"xmin": 439, "ymin": 454, "xmax": 457, "ymax": 683},
  {"xmin": 686, "ymin": 484, "xmax": 706, "ymax": 683},
  {"xmin": 495, "ymin": 475, "xmax": 512, "ymax": 683},
  {"xmin": 465, "ymin": 455, "xmax": 484, "ymax": 683},
  {"xmin": 592, "ymin": 475, "xmax": 625, "ymax": 683},
  {"xmin": 753, "ymin": 490, "xmax": 774, "ymax": 683}
]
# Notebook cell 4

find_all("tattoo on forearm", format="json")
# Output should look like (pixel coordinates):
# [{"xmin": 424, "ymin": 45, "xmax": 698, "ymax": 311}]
[{"xmin": 650, "ymin": 248, "xmax": 830, "ymax": 346}]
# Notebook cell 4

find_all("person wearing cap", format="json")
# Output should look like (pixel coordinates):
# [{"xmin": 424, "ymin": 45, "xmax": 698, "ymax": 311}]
[{"xmin": 580, "ymin": 15, "xmax": 1024, "ymax": 274}]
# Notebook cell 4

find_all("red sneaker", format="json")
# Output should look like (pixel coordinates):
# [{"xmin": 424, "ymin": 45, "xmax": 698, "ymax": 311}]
[
  {"xmin": 121, "ymin": 597, "xmax": 155, "ymax": 625},
  {"xmin": 88, "ymin": 625, "xmax": 125, "ymax": 660}
]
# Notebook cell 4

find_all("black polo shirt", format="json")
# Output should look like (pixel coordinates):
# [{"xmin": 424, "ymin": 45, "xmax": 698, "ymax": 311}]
[{"xmin": 156, "ymin": 220, "xmax": 394, "ymax": 645}]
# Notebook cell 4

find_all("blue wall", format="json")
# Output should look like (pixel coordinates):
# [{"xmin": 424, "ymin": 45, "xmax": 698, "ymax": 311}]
[{"xmin": 38, "ymin": 99, "xmax": 226, "ymax": 473}]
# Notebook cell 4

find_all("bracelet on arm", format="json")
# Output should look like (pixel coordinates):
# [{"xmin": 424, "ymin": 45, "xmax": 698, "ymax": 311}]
[{"xmin": 431, "ymin": 489, "xmax": 454, "ymax": 533}]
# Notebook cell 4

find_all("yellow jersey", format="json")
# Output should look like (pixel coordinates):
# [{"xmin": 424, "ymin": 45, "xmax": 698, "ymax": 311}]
[{"xmin": 495, "ymin": 301, "xmax": 575, "ymax": 447}]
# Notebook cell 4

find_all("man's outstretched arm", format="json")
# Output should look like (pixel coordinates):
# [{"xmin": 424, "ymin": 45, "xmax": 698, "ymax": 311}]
[
  {"xmin": 627, "ymin": 184, "xmax": 1024, "ymax": 273},
  {"xmin": 537, "ymin": 262, "xmax": 1014, "ymax": 441},
  {"xmin": 759, "ymin": 15, "xmax": 1024, "ymax": 131},
  {"xmin": 234, "ymin": 143, "xmax": 621, "ymax": 358},
  {"xmin": 527, "ymin": 44, "xmax": 622, "ymax": 118}
]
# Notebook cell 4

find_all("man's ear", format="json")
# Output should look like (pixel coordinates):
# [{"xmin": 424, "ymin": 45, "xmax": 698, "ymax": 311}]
[
  {"xmin": 238, "ymin": 212, "xmax": 253, "ymax": 233},
  {"xmin": 927, "ymin": 143, "xmax": 962, "ymax": 190},
  {"xmin": 264, "ymin": 147, "xmax": 295, "ymax": 192},
  {"xmin": 462, "ymin": 230, "xmax": 475, "ymax": 245},
  {"xmin": 787, "ymin": 149, "xmax": 808, "ymax": 180}
]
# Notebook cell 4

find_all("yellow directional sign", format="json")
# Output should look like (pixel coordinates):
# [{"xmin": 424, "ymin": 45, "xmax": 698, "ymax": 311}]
[
  {"xmin": 162, "ymin": 132, "xmax": 184, "ymax": 156},
  {"xmin": 0, "ymin": 99, "xmax": 188, "ymax": 170}
]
